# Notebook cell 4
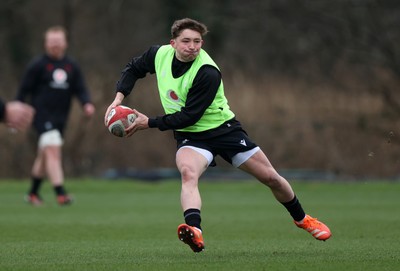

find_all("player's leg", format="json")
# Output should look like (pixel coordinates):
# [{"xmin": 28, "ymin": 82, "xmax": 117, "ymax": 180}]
[
  {"xmin": 176, "ymin": 147, "xmax": 209, "ymax": 211},
  {"xmin": 42, "ymin": 145, "xmax": 72, "ymax": 205},
  {"xmin": 31, "ymin": 148, "xmax": 45, "ymax": 180},
  {"xmin": 26, "ymin": 148, "xmax": 46, "ymax": 205},
  {"xmin": 238, "ymin": 150, "xmax": 294, "ymax": 202},
  {"xmin": 43, "ymin": 145, "xmax": 63, "ymax": 187},
  {"xmin": 238, "ymin": 149, "xmax": 331, "ymax": 241},
  {"xmin": 176, "ymin": 146, "xmax": 210, "ymax": 252},
  {"xmin": 36, "ymin": 129, "xmax": 71, "ymax": 205}
]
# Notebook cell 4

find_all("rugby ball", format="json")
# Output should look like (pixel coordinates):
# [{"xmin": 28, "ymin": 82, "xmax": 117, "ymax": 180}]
[{"xmin": 106, "ymin": 105, "xmax": 137, "ymax": 137}]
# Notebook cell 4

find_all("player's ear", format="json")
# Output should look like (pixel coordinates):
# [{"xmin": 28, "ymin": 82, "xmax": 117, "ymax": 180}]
[{"xmin": 170, "ymin": 39, "xmax": 176, "ymax": 48}]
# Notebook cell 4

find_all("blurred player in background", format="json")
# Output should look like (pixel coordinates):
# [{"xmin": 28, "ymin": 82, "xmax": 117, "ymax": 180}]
[
  {"xmin": 0, "ymin": 99, "xmax": 34, "ymax": 131},
  {"xmin": 105, "ymin": 18, "xmax": 331, "ymax": 252},
  {"xmin": 16, "ymin": 26, "xmax": 95, "ymax": 206}
]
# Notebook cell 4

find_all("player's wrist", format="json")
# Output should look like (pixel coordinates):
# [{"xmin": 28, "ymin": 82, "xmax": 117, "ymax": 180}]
[
  {"xmin": 114, "ymin": 92, "xmax": 125, "ymax": 104},
  {"xmin": 148, "ymin": 118, "xmax": 157, "ymax": 128}
]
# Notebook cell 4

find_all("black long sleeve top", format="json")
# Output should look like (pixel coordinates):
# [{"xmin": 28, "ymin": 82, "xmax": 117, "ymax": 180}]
[
  {"xmin": 16, "ymin": 54, "xmax": 91, "ymax": 135},
  {"xmin": 0, "ymin": 99, "xmax": 5, "ymax": 122}
]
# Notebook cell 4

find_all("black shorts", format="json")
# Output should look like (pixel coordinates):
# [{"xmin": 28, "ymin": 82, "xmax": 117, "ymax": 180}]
[{"xmin": 176, "ymin": 128, "xmax": 258, "ymax": 167}]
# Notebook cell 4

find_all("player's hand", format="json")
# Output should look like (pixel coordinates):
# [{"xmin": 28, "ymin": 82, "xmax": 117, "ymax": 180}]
[
  {"xmin": 104, "ymin": 103, "xmax": 117, "ymax": 126},
  {"xmin": 5, "ymin": 101, "xmax": 35, "ymax": 132},
  {"xmin": 83, "ymin": 103, "xmax": 95, "ymax": 117},
  {"xmin": 125, "ymin": 109, "xmax": 149, "ymax": 137},
  {"xmin": 104, "ymin": 92, "xmax": 125, "ymax": 126}
]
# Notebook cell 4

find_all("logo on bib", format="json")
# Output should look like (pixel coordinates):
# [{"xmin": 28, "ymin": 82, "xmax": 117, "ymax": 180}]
[{"xmin": 167, "ymin": 89, "xmax": 180, "ymax": 102}]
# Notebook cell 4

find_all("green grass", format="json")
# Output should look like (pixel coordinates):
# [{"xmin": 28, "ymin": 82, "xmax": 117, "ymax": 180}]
[{"xmin": 0, "ymin": 179, "xmax": 399, "ymax": 271}]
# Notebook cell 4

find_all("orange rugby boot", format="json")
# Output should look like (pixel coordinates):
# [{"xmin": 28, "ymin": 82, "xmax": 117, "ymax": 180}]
[
  {"xmin": 294, "ymin": 214, "xmax": 332, "ymax": 241},
  {"xmin": 57, "ymin": 195, "xmax": 73, "ymax": 206},
  {"xmin": 177, "ymin": 224, "xmax": 205, "ymax": 253},
  {"xmin": 25, "ymin": 193, "xmax": 43, "ymax": 206}
]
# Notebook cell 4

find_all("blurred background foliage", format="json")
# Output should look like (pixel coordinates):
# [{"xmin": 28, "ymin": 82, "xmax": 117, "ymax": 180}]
[{"xmin": 0, "ymin": 0, "xmax": 399, "ymax": 179}]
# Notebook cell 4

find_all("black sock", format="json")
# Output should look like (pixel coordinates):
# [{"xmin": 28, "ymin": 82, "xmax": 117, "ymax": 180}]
[
  {"xmin": 184, "ymin": 208, "xmax": 202, "ymax": 230},
  {"xmin": 281, "ymin": 195, "xmax": 306, "ymax": 222},
  {"xmin": 29, "ymin": 177, "xmax": 43, "ymax": 195},
  {"xmin": 54, "ymin": 185, "xmax": 67, "ymax": 196}
]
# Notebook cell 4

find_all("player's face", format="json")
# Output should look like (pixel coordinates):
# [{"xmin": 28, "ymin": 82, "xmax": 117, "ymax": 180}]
[
  {"xmin": 45, "ymin": 31, "xmax": 68, "ymax": 60},
  {"xmin": 171, "ymin": 29, "xmax": 203, "ymax": 62}
]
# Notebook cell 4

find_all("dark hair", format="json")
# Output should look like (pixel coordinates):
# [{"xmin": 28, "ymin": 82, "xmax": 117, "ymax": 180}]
[{"xmin": 171, "ymin": 18, "xmax": 208, "ymax": 39}]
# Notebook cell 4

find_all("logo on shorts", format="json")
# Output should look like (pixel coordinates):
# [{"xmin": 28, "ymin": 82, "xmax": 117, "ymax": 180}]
[
  {"xmin": 182, "ymin": 139, "xmax": 189, "ymax": 144},
  {"xmin": 240, "ymin": 139, "xmax": 247, "ymax": 146}
]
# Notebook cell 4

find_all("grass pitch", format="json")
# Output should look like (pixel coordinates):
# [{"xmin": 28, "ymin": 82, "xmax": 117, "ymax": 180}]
[{"xmin": 0, "ymin": 179, "xmax": 399, "ymax": 271}]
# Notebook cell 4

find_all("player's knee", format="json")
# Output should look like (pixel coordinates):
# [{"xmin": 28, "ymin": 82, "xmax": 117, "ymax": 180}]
[
  {"xmin": 260, "ymin": 169, "xmax": 283, "ymax": 188},
  {"xmin": 179, "ymin": 164, "xmax": 198, "ymax": 184},
  {"xmin": 43, "ymin": 146, "xmax": 61, "ymax": 160}
]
